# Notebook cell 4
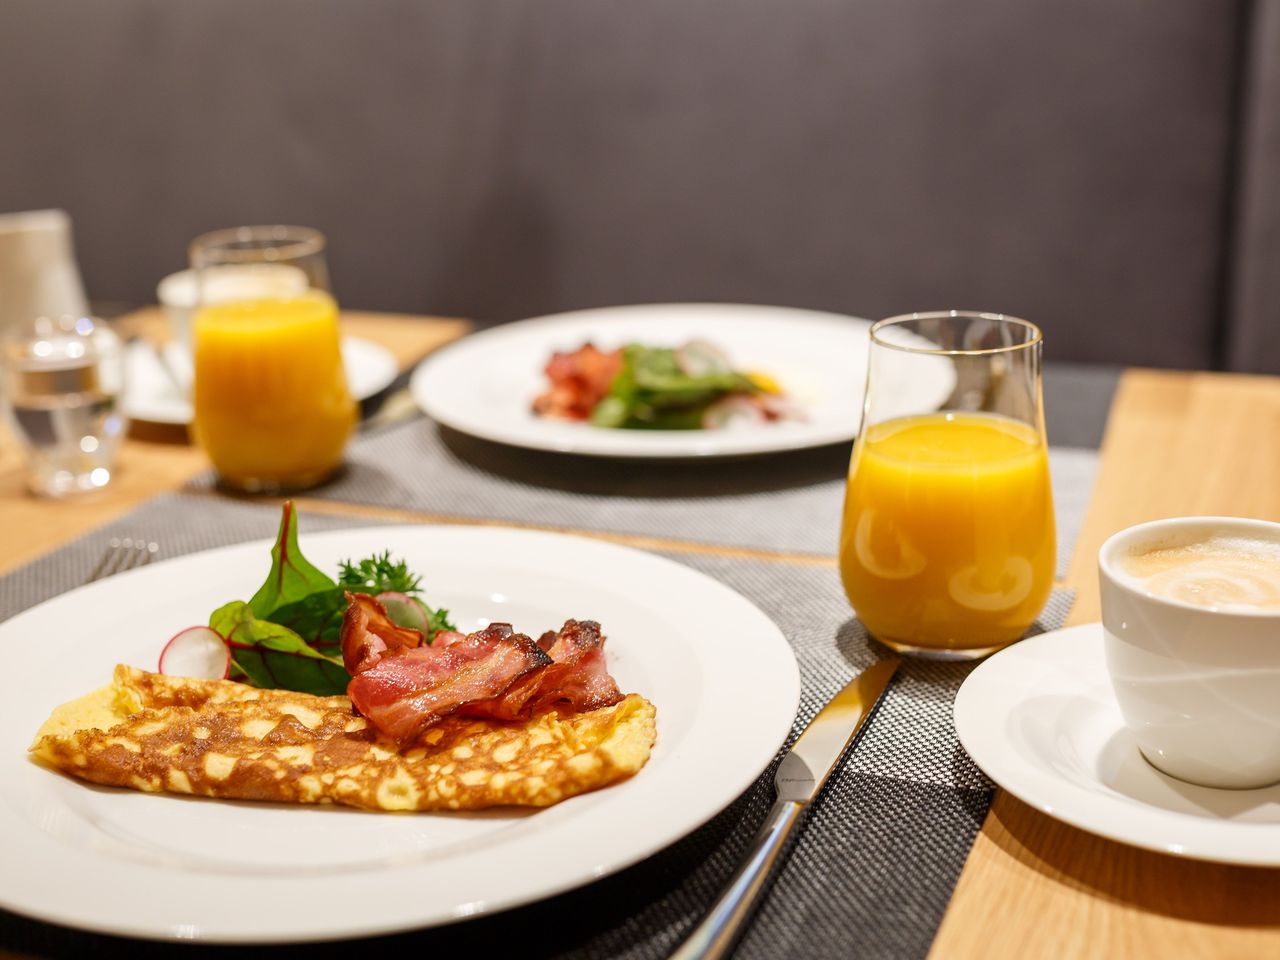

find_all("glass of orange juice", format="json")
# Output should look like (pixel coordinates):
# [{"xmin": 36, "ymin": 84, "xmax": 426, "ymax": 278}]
[
  {"xmin": 189, "ymin": 225, "xmax": 356, "ymax": 492},
  {"xmin": 839, "ymin": 311, "xmax": 1055, "ymax": 659}
]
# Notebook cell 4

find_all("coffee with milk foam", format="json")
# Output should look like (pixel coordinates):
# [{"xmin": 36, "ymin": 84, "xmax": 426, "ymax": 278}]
[{"xmin": 1119, "ymin": 534, "xmax": 1280, "ymax": 611}]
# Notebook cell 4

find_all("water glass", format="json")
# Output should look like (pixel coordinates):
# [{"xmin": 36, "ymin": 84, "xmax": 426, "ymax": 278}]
[
  {"xmin": 839, "ymin": 311, "xmax": 1055, "ymax": 659},
  {"xmin": 1, "ymin": 314, "xmax": 127, "ymax": 496}
]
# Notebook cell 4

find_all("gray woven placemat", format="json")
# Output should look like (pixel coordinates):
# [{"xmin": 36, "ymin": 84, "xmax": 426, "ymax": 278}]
[
  {"xmin": 187, "ymin": 415, "xmax": 1098, "ymax": 578},
  {"xmin": 0, "ymin": 494, "xmax": 1072, "ymax": 960}
]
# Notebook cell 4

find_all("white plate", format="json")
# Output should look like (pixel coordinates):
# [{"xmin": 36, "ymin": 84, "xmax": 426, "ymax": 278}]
[
  {"xmin": 409, "ymin": 303, "xmax": 956, "ymax": 458},
  {"xmin": 0, "ymin": 525, "xmax": 799, "ymax": 942},
  {"xmin": 123, "ymin": 337, "xmax": 399, "ymax": 425},
  {"xmin": 954, "ymin": 623, "xmax": 1280, "ymax": 865}
]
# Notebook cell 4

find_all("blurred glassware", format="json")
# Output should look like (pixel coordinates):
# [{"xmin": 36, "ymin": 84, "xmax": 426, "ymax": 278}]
[
  {"xmin": 0, "ymin": 314, "xmax": 127, "ymax": 496},
  {"xmin": 189, "ymin": 225, "xmax": 356, "ymax": 492},
  {"xmin": 838, "ymin": 311, "xmax": 1055, "ymax": 660},
  {"xmin": 157, "ymin": 263, "xmax": 308, "ymax": 360},
  {"xmin": 0, "ymin": 210, "xmax": 89, "ymax": 340}
]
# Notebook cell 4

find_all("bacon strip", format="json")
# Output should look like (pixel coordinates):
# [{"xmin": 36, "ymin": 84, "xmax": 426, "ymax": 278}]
[
  {"xmin": 530, "ymin": 620, "xmax": 623, "ymax": 713},
  {"xmin": 339, "ymin": 595, "xmax": 626, "ymax": 742},
  {"xmin": 346, "ymin": 622, "xmax": 553, "ymax": 744},
  {"xmin": 461, "ymin": 619, "xmax": 622, "ymax": 721},
  {"xmin": 340, "ymin": 592, "xmax": 425, "ymax": 675},
  {"xmin": 533, "ymin": 645, "xmax": 624, "ymax": 715}
]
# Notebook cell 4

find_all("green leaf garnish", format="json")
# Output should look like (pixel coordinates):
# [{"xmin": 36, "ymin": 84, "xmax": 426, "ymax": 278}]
[
  {"xmin": 212, "ymin": 600, "xmax": 348, "ymax": 696},
  {"xmin": 424, "ymin": 602, "xmax": 457, "ymax": 640},
  {"xmin": 264, "ymin": 587, "xmax": 349, "ymax": 650},
  {"xmin": 188, "ymin": 503, "xmax": 455, "ymax": 694},
  {"xmin": 247, "ymin": 501, "xmax": 336, "ymax": 618},
  {"xmin": 337, "ymin": 551, "xmax": 422, "ymax": 595}
]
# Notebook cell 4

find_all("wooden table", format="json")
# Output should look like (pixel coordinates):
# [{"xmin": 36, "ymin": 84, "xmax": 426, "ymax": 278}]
[
  {"xmin": 932, "ymin": 368, "xmax": 1280, "ymax": 960},
  {"xmin": 3, "ymin": 324, "xmax": 1279, "ymax": 957}
]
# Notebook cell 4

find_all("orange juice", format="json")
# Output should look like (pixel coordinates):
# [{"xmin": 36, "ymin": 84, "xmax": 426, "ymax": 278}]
[
  {"xmin": 839, "ymin": 412, "xmax": 1055, "ymax": 653},
  {"xmin": 192, "ymin": 291, "xmax": 356, "ymax": 490}
]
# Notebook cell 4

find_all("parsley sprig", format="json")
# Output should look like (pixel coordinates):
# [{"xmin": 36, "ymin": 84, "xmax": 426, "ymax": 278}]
[{"xmin": 337, "ymin": 551, "xmax": 422, "ymax": 595}]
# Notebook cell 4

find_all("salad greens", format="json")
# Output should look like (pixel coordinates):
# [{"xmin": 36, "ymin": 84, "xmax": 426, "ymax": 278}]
[
  {"xmin": 590, "ymin": 343, "xmax": 763, "ymax": 430},
  {"xmin": 211, "ymin": 502, "xmax": 455, "ymax": 695}
]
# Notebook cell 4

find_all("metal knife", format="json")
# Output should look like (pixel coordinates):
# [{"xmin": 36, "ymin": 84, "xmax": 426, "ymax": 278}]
[{"xmin": 668, "ymin": 656, "xmax": 902, "ymax": 960}]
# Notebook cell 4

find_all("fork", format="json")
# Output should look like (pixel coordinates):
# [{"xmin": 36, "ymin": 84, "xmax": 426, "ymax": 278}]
[{"xmin": 84, "ymin": 538, "xmax": 160, "ymax": 583}]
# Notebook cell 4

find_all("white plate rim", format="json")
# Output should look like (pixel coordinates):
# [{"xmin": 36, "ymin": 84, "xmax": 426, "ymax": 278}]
[
  {"xmin": 954, "ymin": 623, "xmax": 1280, "ymax": 865},
  {"xmin": 409, "ymin": 302, "xmax": 950, "ymax": 459},
  {"xmin": 0, "ymin": 524, "xmax": 800, "ymax": 942},
  {"xmin": 123, "ymin": 336, "xmax": 399, "ymax": 425}
]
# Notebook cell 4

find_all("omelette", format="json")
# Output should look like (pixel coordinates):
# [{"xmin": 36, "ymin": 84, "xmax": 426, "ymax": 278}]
[{"xmin": 30, "ymin": 665, "xmax": 656, "ymax": 812}]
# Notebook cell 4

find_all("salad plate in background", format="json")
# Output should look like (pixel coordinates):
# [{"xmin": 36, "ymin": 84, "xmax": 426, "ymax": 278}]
[{"xmin": 408, "ymin": 303, "xmax": 956, "ymax": 459}]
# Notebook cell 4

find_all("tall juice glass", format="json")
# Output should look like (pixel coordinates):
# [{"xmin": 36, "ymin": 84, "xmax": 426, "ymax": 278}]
[
  {"xmin": 190, "ymin": 226, "xmax": 356, "ymax": 492},
  {"xmin": 839, "ymin": 311, "xmax": 1055, "ymax": 659}
]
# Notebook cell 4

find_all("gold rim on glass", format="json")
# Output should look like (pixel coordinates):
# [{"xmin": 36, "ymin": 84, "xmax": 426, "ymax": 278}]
[
  {"xmin": 870, "ymin": 310, "xmax": 1043, "ymax": 357},
  {"xmin": 189, "ymin": 225, "xmax": 326, "ymax": 265}
]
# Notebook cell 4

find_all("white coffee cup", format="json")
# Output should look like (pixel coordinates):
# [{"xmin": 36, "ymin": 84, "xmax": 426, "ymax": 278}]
[
  {"xmin": 1099, "ymin": 516, "xmax": 1280, "ymax": 789},
  {"xmin": 156, "ymin": 263, "xmax": 308, "ymax": 353}
]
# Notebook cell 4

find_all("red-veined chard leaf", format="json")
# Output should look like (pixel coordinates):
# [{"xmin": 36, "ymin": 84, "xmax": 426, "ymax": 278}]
[
  {"xmin": 211, "ymin": 600, "xmax": 349, "ymax": 696},
  {"xmin": 247, "ymin": 501, "xmax": 336, "ymax": 619},
  {"xmin": 263, "ymin": 587, "xmax": 348, "ymax": 651}
]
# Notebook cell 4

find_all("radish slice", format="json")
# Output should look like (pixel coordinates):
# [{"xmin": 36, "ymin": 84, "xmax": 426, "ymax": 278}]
[
  {"xmin": 676, "ymin": 340, "xmax": 731, "ymax": 377},
  {"xmin": 701, "ymin": 395, "xmax": 766, "ymax": 430},
  {"xmin": 159, "ymin": 626, "xmax": 231, "ymax": 679},
  {"xmin": 757, "ymin": 392, "xmax": 807, "ymax": 422},
  {"xmin": 376, "ymin": 592, "xmax": 430, "ymax": 634}
]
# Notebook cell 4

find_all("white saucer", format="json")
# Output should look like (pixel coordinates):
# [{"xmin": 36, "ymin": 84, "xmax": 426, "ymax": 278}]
[
  {"xmin": 954, "ymin": 623, "xmax": 1280, "ymax": 865},
  {"xmin": 123, "ymin": 337, "xmax": 399, "ymax": 425}
]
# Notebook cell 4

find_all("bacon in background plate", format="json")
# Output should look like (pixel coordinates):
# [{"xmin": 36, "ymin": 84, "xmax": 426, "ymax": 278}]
[{"xmin": 531, "ymin": 343, "xmax": 622, "ymax": 420}]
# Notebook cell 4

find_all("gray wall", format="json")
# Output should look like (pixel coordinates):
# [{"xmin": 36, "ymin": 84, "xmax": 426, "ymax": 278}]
[
  {"xmin": 0, "ymin": 1, "xmax": 1273, "ymax": 371},
  {"xmin": 1228, "ymin": 0, "xmax": 1280, "ymax": 373}
]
